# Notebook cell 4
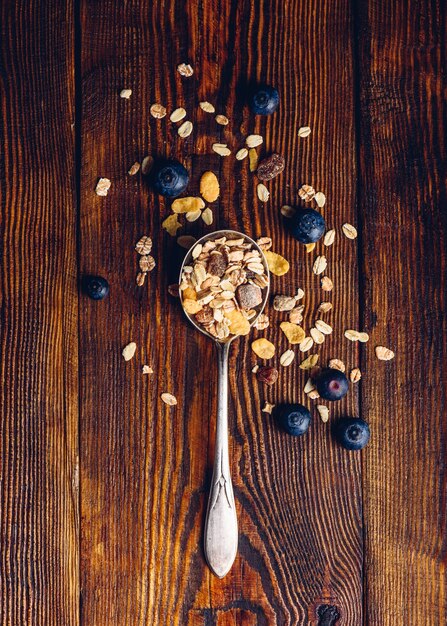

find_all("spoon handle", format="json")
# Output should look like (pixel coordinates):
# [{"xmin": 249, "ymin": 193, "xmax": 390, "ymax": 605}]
[{"xmin": 204, "ymin": 341, "xmax": 238, "ymax": 578}]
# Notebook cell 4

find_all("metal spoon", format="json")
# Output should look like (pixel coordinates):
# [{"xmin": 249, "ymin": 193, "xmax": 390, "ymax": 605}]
[{"xmin": 179, "ymin": 229, "xmax": 270, "ymax": 578}]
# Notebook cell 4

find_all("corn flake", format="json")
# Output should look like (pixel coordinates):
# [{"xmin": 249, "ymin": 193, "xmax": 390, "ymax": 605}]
[
  {"xmin": 162, "ymin": 213, "xmax": 182, "ymax": 236},
  {"xmin": 280, "ymin": 322, "xmax": 305, "ymax": 344},
  {"xmin": 264, "ymin": 250, "xmax": 290, "ymax": 276},
  {"xmin": 251, "ymin": 338, "xmax": 275, "ymax": 359},
  {"xmin": 225, "ymin": 310, "xmax": 251, "ymax": 335},
  {"xmin": 172, "ymin": 197, "xmax": 205, "ymax": 213},
  {"xmin": 200, "ymin": 171, "xmax": 220, "ymax": 203}
]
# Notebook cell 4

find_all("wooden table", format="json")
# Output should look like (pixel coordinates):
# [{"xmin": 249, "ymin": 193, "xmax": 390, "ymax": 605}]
[{"xmin": 1, "ymin": 1, "xmax": 445, "ymax": 624}]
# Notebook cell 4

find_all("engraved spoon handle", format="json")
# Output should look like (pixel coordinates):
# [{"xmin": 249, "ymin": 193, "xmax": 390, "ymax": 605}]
[{"xmin": 204, "ymin": 340, "xmax": 238, "ymax": 578}]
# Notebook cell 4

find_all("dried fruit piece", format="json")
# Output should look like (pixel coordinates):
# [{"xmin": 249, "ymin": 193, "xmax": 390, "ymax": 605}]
[
  {"xmin": 318, "ymin": 302, "xmax": 333, "ymax": 314},
  {"xmin": 251, "ymin": 338, "xmax": 276, "ymax": 359},
  {"xmin": 280, "ymin": 205, "xmax": 296, "ymax": 218},
  {"xmin": 253, "ymin": 313, "xmax": 269, "ymax": 330},
  {"xmin": 135, "ymin": 236, "xmax": 152, "ymax": 255},
  {"xmin": 299, "ymin": 337, "xmax": 314, "ymax": 352},
  {"xmin": 315, "ymin": 320, "xmax": 333, "ymax": 335},
  {"xmin": 342, "ymin": 223, "xmax": 358, "ymax": 239},
  {"xmin": 323, "ymin": 229, "xmax": 335, "ymax": 246},
  {"xmin": 264, "ymin": 250, "xmax": 290, "ymax": 276},
  {"xmin": 177, "ymin": 63, "xmax": 193, "ymax": 77},
  {"xmin": 141, "ymin": 155, "xmax": 154, "ymax": 175},
  {"xmin": 139, "ymin": 255, "xmax": 156, "ymax": 272},
  {"xmin": 317, "ymin": 405, "xmax": 329, "ymax": 422},
  {"xmin": 172, "ymin": 197, "xmax": 205, "ymax": 213},
  {"xmin": 314, "ymin": 192, "xmax": 326, "ymax": 207},
  {"xmin": 178, "ymin": 120, "xmax": 193, "ymax": 137},
  {"xmin": 237, "ymin": 283, "xmax": 262, "ymax": 309},
  {"xmin": 310, "ymin": 327, "xmax": 325, "ymax": 344},
  {"xmin": 200, "ymin": 171, "xmax": 220, "ymax": 202},
  {"xmin": 350, "ymin": 368, "xmax": 362, "ymax": 383},
  {"xmin": 313, "ymin": 255, "xmax": 327, "ymax": 275},
  {"xmin": 256, "ymin": 366, "xmax": 279, "ymax": 385},
  {"xmin": 177, "ymin": 235, "xmax": 197, "ymax": 249},
  {"xmin": 257, "ymin": 183, "xmax": 270, "ymax": 202},
  {"xmin": 128, "ymin": 162, "xmax": 140, "ymax": 175},
  {"xmin": 305, "ymin": 243, "xmax": 316, "ymax": 253},
  {"xmin": 236, "ymin": 148, "xmax": 248, "ymax": 160},
  {"xmin": 95, "ymin": 178, "xmax": 111, "ymax": 196},
  {"xmin": 257, "ymin": 153, "xmax": 285, "ymax": 181},
  {"xmin": 375, "ymin": 346, "xmax": 395, "ymax": 361},
  {"xmin": 170, "ymin": 107, "xmax": 187, "ymax": 122},
  {"xmin": 298, "ymin": 184, "xmax": 315, "ymax": 202},
  {"xmin": 262, "ymin": 401, "xmax": 275, "ymax": 414},
  {"xmin": 280, "ymin": 349, "xmax": 295, "ymax": 367},
  {"xmin": 136, "ymin": 272, "xmax": 146, "ymax": 287},
  {"xmin": 122, "ymin": 342, "xmax": 137, "ymax": 361},
  {"xmin": 199, "ymin": 101, "xmax": 215, "ymax": 113},
  {"xmin": 321, "ymin": 276, "xmax": 333, "ymax": 291},
  {"xmin": 120, "ymin": 88, "xmax": 132, "ymax": 99},
  {"xmin": 202, "ymin": 208, "xmax": 213, "ymax": 225},
  {"xmin": 215, "ymin": 114, "xmax": 229, "ymax": 126},
  {"xmin": 246, "ymin": 134, "xmax": 263, "ymax": 148},
  {"xmin": 280, "ymin": 322, "xmax": 305, "ymax": 344},
  {"xmin": 248, "ymin": 148, "xmax": 258, "ymax": 171},
  {"xmin": 299, "ymin": 354, "xmax": 319, "ymax": 369},
  {"xmin": 212, "ymin": 143, "xmax": 231, "ymax": 156},
  {"xmin": 298, "ymin": 126, "xmax": 311, "ymax": 137},
  {"xmin": 142, "ymin": 365, "xmax": 153, "ymax": 374},
  {"xmin": 183, "ymin": 298, "xmax": 203, "ymax": 314},
  {"xmin": 225, "ymin": 310, "xmax": 251, "ymax": 335},
  {"xmin": 150, "ymin": 103, "xmax": 167, "ymax": 118},
  {"xmin": 161, "ymin": 392, "xmax": 177, "ymax": 406},
  {"xmin": 162, "ymin": 214, "xmax": 182, "ymax": 236},
  {"xmin": 328, "ymin": 358, "xmax": 346, "ymax": 372}
]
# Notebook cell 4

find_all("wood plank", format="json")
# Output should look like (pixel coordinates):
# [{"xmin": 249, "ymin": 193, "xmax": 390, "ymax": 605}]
[
  {"xmin": 0, "ymin": 2, "xmax": 79, "ymax": 625},
  {"xmin": 79, "ymin": 0, "xmax": 363, "ymax": 623},
  {"xmin": 356, "ymin": 1, "xmax": 447, "ymax": 624}
]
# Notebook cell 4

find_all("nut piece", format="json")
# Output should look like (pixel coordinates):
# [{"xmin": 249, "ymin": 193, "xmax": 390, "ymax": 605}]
[
  {"xmin": 249, "ymin": 148, "xmax": 258, "ymax": 171},
  {"xmin": 237, "ymin": 283, "xmax": 262, "ymax": 309},
  {"xmin": 150, "ymin": 103, "xmax": 167, "ymax": 118},
  {"xmin": 161, "ymin": 392, "xmax": 177, "ymax": 406},
  {"xmin": 253, "ymin": 313, "xmax": 269, "ymax": 330},
  {"xmin": 342, "ymin": 223, "xmax": 358, "ymax": 239},
  {"xmin": 122, "ymin": 342, "xmax": 137, "ymax": 361},
  {"xmin": 313, "ymin": 255, "xmax": 327, "ymax": 275},
  {"xmin": 135, "ymin": 236, "xmax": 153, "ymax": 256},
  {"xmin": 328, "ymin": 358, "xmax": 346, "ymax": 372},
  {"xmin": 298, "ymin": 184, "xmax": 315, "ymax": 202},
  {"xmin": 308, "ymin": 389, "xmax": 321, "ymax": 400},
  {"xmin": 207, "ymin": 252, "xmax": 227, "ymax": 277},
  {"xmin": 200, "ymin": 171, "xmax": 220, "ymax": 202},
  {"xmin": 321, "ymin": 276, "xmax": 333, "ymax": 291},
  {"xmin": 236, "ymin": 148, "xmax": 248, "ymax": 160},
  {"xmin": 257, "ymin": 153, "xmax": 285, "ymax": 181},
  {"xmin": 141, "ymin": 156, "xmax": 154, "ymax": 175},
  {"xmin": 202, "ymin": 208, "xmax": 213, "ymax": 225},
  {"xmin": 256, "ymin": 237, "xmax": 272, "ymax": 251},
  {"xmin": 178, "ymin": 120, "xmax": 193, "ymax": 137},
  {"xmin": 298, "ymin": 126, "xmax": 311, "ymax": 137},
  {"xmin": 212, "ymin": 143, "xmax": 231, "ymax": 156},
  {"xmin": 199, "ymin": 101, "xmax": 215, "ymax": 112},
  {"xmin": 170, "ymin": 107, "xmax": 187, "ymax": 122},
  {"xmin": 273, "ymin": 295, "xmax": 298, "ymax": 312},
  {"xmin": 299, "ymin": 354, "xmax": 319, "ymax": 369},
  {"xmin": 120, "ymin": 89, "xmax": 132, "ymax": 99},
  {"xmin": 264, "ymin": 250, "xmax": 290, "ymax": 276},
  {"xmin": 246, "ymin": 134, "xmax": 263, "ymax": 148},
  {"xmin": 375, "ymin": 346, "xmax": 395, "ymax": 361},
  {"xmin": 251, "ymin": 338, "xmax": 276, "ymax": 359},
  {"xmin": 215, "ymin": 114, "xmax": 229, "ymax": 126},
  {"xmin": 289, "ymin": 306, "xmax": 304, "ymax": 324},
  {"xmin": 177, "ymin": 63, "xmax": 194, "ymax": 77},
  {"xmin": 262, "ymin": 401, "xmax": 275, "ymax": 414},
  {"xmin": 256, "ymin": 366, "xmax": 279, "ymax": 386},
  {"xmin": 95, "ymin": 178, "xmax": 111, "ymax": 196},
  {"xmin": 172, "ymin": 197, "xmax": 205, "ymax": 213},
  {"xmin": 314, "ymin": 192, "xmax": 326, "ymax": 207},
  {"xmin": 139, "ymin": 255, "xmax": 156, "ymax": 272},
  {"xmin": 128, "ymin": 161, "xmax": 140, "ymax": 175},
  {"xmin": 280, "ymin": 349, "xmax": 295, "ymax": 367},
  {"xmin": 304, "ymin": 378, "xmax": 316, "ymax": 393},
  {"xmin": 318, "ymin": 302, "xmax": 333, "ymax": 314},
  {"xmin": 280, "ymin": 322, "xmax": 306, "ymax": 344},
  {"xmin": 350, "ymin": 368, "xmax": 362, "ymax": 383},
  {"xmin": 257, "ymin": 183, "xmax": 270, "ymax": 202},
  {"xmin": 323, "ymin": 229, "xmax": 336, "ymax": 246},
  {"xmin": 317, "ymin": 405, "xmax": 330, "ymax": 423}
]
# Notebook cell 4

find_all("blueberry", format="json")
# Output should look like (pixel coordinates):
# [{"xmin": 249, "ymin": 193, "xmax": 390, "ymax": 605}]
[
  {"xmin": 150, "ymin": 159, "xmax": 189, "ymax": 198},
  {"xmin": 289, "ymin": 208, "xmax": 326, "ymax": 244},
  {"xmin": 316, "ymin": 368, "xmax": 349, "ymax": 401},
  {"xmin": 276, "ymin": 403, "xmax": 311, "ymax": 436},
  {"xmin": 249, "ymin": 85, "xmax": 280, "ymax": 115},
  {"xmin": 82, "ymin": 275, "xmax": 109, "ymax": 300},
  {"xmin": 335, "ymin": 417, "xmax": 370, "ymax": 450}
]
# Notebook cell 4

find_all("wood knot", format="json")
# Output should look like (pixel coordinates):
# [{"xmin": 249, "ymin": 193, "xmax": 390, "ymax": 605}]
[{"xmin": 317, "ymin": 604, "xmax": 341, "ymax": 626}]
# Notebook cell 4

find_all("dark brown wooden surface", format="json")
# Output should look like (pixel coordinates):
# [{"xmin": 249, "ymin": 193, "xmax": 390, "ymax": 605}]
[{"xmin": 1, "ymin": 0, "xmax": 445, "ymax": 624}]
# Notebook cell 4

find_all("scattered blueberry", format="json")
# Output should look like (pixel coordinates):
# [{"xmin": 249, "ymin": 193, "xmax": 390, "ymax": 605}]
[
  {"xmin": 276, "ymin": 403, "xmax": 311, "ymax": 436},
  {"xmin": 316, "ymin": 368, "xmax": 349, "ymax": 401},
  {"xmin": 82, "ymin": 275, "xmax": 109, "ymax": 300},
  {"xmin": 289, "ymin": 207, "xmax": 326, "ymax": 244},
  {"xmin": 249, "ymin": 85, "xmax": 280, "ymax": 115},
  {"xmin": 334, "ymin": 417, "xmax": 370, "ymax": 450},
  {"xmin": 150, "ymin": 159, "xmax": 189, "ymax": 197}
]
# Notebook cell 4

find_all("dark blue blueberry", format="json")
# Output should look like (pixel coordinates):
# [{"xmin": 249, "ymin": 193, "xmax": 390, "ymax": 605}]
[
  {"xmin": 289, "ymin": 208, "xmax": 326, "ymax": 244},
  {"xmin": 150, "ymin": 159, "xmax": 189, "ymax": 198},
  {"xmin": 82, "ymin": 275, "xmax": 109, "ymax": 300},
  {"xmin": 249, "ymin": 85, "xmax": 280, "ymax": 115},
  {"xmin": 316, "ymin": 368, "xmax": 349, "ymax": 401},
  {"xmin": 335, "ymin": 417, "xmax": 370, "ymax": 450},
  {"xmin": 276, "ymin": 403, "xmax": 311, "ymax": 436}
]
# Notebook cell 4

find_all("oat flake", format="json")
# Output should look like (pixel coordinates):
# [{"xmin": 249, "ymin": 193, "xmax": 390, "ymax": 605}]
[
  {"xmin": 161, "ymin": 392, "xmax": 177, "ymax": 406},
  {"xmin": 350, "ymin": 368, "xmax": 362, "ymax": 382},
  {"xmin": 257, "ymin": 183, "xmax": 270, "ymax": 202},
  {"xmin": 298, "ymin": 126, "xmax": 311, "ymax": 137},
  {"xmin": 95, "ymin": 178, "xmax": 111, "ymax": 196},
  {"xmin": 178, "ymin": 120, "xmax": 193, "ymax": 137},
  {"xmin": 122, "ymin": 342, "xmax": 137, "ymax": 361},
  {"xmin": 212, "ymin": 143, "xmax": 231, "ymax": 156},
  {"xmin": 317, "ymin": 405, "xmax": 329, "ymax": 422},
  {"xmin": 120, "ymin": 89, "xmax": 132, "ymax": 99},
  {"xmin": 342, "ymin": 223, "xmax": 358, "ymax": 239},
  {"xmin": 150, "ymin": 103, "xmax": 167, "ymax": 119},
  {"xmin": 236, "ymin": 148, "xmax": 248, "ymax": 160},
  {"xmin": 313, "ymin": 255, "xmax": 327, "ymax": 275},
  {"xmin": 323, "ymin": 229, "xmax": 336, "ymax": 246},
  {"xmin": 315, "ymin": 192, "xmax": 326, "ymax": 207},
  {"xmin": 246, "ymin": 134, "xmax": 263, "ymax": 148},
  {"xmin": 280, "ymin": 349, "xmax": 295, "ymax": 367},
  {"xmin": 170, "ymin": 107, "xmax": 187, "ymax": 122},
  {"xmin": 375, "ymin": 346, "xmax": 395, "ymax": 361}
]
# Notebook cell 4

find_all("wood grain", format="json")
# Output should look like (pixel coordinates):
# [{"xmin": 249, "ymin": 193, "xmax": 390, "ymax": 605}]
[
  {"xmin": 0, "ymin": 1, "xmax": 79, "ymax": 625},
  {"xmin": 356, "ymin": 1, "xmax": 447, "ymax": 624},
  {"xmin": 78, "ymin": 0, "xmax": 363, "ymax": 623}
]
